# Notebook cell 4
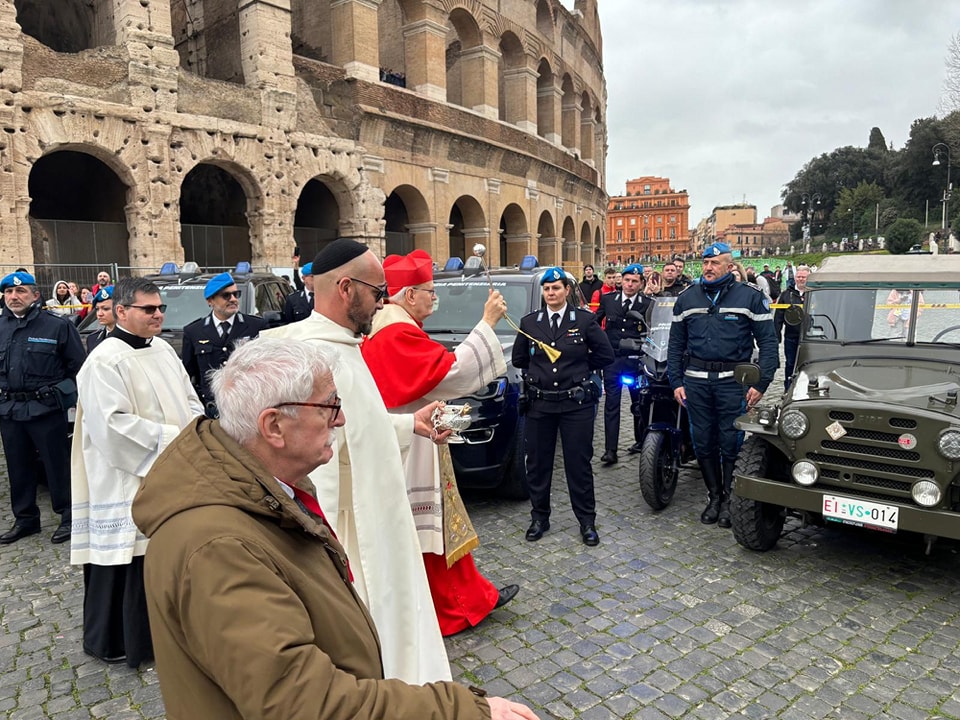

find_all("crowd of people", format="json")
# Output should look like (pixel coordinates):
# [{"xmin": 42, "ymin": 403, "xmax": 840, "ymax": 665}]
[{"xmin": 0, "ymin": 241, "xmax": 808, "ymax": 719}]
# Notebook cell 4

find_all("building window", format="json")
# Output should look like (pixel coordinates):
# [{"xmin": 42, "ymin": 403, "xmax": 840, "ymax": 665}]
[
  {"xmin": 669, "ymin": 215, "xmax": 676, "ymax": 223},
  {"xmin": 643, "ymin": 216, "xmax": 649, "ymax": 224},
  {"xmin": 616, "ymin": 218, "xmax": 623, "ymax": 226},
  {"xmin": 656, "ymin": 229, "xmax": 662, "ymax": 240},
  {"xmin": 630, "ymin": 230, "xmax": 636, "ymax": 240},
  {"xmin": 670, "ymin": 228, "xmax": 676, "ymax": 239},
  {"xmin": 643, "ymin": 229, "xmax": 649, "ymax": 240},
  {"xmin": 616, "ymin": 230, "xmax": 622, "ymax": 240},
  {"xmin": 657, "ymin": 216, "xmax": 662, "ymax": 224},
  {"xmin": 644, "ymin": 185, "xmax": 651, "ymax": 194},
  {"xmin": 630, "ymin": 217, "xmax": 636, "ymax": 225}
]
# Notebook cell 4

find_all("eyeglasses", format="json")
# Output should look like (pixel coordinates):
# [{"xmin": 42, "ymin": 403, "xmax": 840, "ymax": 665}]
[
  {"xmin": 348, "ymin": 277, "xmax": 388, "ymax": 302},
  {"xmin": 275, "ymin": 398, "xmax": 342, "ymax": 423},
  {"xmin": 217, "ymin": 290, "xmax": 242, "ymax": 300},
  {"xmin": 410, "ymin": 286, "xmax": 437, "ymax": 297},
  {"xmin": 127, "ymin": 304, "xmax": 167, "ymax": 314}
]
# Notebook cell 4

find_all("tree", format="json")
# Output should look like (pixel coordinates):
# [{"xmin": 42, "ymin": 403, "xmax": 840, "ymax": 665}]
[
  {"xmin": 885, "ymin": 218, "xmax": 924, "ymax": 254},
  {"xmin": 941, "ymin": 32, "xmax": 960, "ymax": 114},
  {"xmin": 868, "ymin": 127, "xmax": 887, "ymax": 153}
]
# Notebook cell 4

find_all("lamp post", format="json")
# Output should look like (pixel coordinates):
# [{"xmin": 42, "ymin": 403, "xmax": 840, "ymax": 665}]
[
  {"xmin": 800, "ymin": 193, "xmax": 822, "ymax": 240},
  {"xmin": 933, "ymin": 143, "xmax": 952, "ymax": 231}
]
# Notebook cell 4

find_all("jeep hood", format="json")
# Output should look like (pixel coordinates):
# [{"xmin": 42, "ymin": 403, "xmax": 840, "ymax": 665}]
[{"xmin": 792, "ymin": 361, "xmax": 960, "ymax": 410}]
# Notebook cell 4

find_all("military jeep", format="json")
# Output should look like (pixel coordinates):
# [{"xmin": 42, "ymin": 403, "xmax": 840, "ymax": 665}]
[{"xmin": 730, "ymin": 254, "xmax": 960, "ymax": 553}]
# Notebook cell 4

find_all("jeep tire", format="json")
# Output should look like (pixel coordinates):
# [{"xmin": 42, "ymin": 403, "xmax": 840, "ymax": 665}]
[{"xmin": 730, "ymin": 436, "xmax": 786, "ymax": 551}]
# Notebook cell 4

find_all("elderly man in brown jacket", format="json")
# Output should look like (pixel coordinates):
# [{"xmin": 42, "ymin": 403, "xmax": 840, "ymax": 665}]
[{"xmin": 132, "ymin": 337, "xmax": 537, "ymax": 720}]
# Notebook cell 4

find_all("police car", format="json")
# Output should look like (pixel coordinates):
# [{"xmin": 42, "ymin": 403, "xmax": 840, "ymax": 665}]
[
  {"xmin": 77, "ymin": 262, "xmax": 292, "ymax": 353},
  {"xmin": 424, "ymin": 256, "xmax": 585, "ymax": 498}
]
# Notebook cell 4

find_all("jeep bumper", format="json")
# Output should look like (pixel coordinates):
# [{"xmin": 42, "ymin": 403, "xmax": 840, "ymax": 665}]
[{"xmin": 734, "ymin": 474, "xmax": 960, "ymax": 541}]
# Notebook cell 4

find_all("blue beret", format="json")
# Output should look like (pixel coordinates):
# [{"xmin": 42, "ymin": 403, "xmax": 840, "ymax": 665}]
[
  {"xmin": 622, "ymin": 264, "xmax": 644, "ymax": 276},
  {"xmin": 0, "ymin": 271, "xmax": 36, "ymax": 291},
  {"xmin": 301, "ymin": 262, "xmax": 313, "ymax": 277},
  {"xmin": 204, "ymin": 272, "xmax": 236, "ymax": 299},
  {"xmin": 540, "ymin": 267, "xmax": 565, "ymax": 285},
  {"xmin": 92, "ymin": 285, "xmax": 113, "ymax": 306},
  {"xmin": 703, "ymin": 242, "xmax": 731, "ymax": 258}
]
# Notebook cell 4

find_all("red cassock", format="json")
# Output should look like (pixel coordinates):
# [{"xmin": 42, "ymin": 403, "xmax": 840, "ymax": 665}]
[{"xmin": 362, "ymin": 320, "xmax": 500, "ymax": 636}]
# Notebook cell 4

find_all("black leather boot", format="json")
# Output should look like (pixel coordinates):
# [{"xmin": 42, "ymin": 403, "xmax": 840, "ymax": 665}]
[
  {"xmin": 717, "ymin": 459, "xmax": 735, "ymax": 528},
  {"xmin": 699, "ymin": 457, "xmax": 722, "ymax": 524}
]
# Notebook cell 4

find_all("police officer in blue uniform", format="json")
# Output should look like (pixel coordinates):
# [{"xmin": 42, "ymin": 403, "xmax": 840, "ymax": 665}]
[
  {"xmin": 85, "ymin": 285, "xmax": 115, "ymax": 354},
  {"xmin": 512, "ymin": 268, "xmax": 614, "ymax": 546},
  {"xmin": 0, "ymin": 271, "xmax": 85, "ymax": 544},
  {"xmin": 595, "ymin": 263, "xmax": 653, "ymax": 464},
  {"xmin": 668, "ymin": 243, "xmax": 778, "ymax": 528},
  {"xmin": 282, "ymin": 261, "xmax": 314, "ymax": 323},
  {"xmin": 182, "ymin": 273, "xmax": 266, "ymax": 417}
]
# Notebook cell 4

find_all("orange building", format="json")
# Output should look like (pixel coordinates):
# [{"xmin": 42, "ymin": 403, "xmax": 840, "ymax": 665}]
[{"xmin": 606, "ymin": 176, "xmax": 690, "ymax": 266}]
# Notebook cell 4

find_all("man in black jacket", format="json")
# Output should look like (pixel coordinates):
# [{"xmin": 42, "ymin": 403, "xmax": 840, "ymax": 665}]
[
  {"xmin": 282, "ymin": 261, "xmax": 314, "ymax": 324},
  {"xmin": 774, "ymin": 265, "xmax": 809, "ymax": 390},
  {"xmin": 578, "ymin": 265, "xmax": 602, "ymax": 307}
]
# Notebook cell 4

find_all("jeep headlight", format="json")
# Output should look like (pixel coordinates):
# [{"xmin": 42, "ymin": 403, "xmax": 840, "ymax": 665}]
[
  {"xmin": 937, "ymin": 429, "xmax": 960, "ymax": 460},
  {"xmin": 792, "ymin": 460, "xmax": 818, "ymax": 486},
  {"xmin": 911, "ymin": 481, "xmax": 941, "ymax": 507},
  {"xmin": 780, "ymin": 409, "xmax": 809, "ymax": 439}
]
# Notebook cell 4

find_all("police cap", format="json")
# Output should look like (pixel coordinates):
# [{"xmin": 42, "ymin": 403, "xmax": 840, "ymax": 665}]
[
  {"xmin": 540, "ymin": 267, "xmax": 565, "ymax": 285},
  {"xmin": 702, "ymin": 242, "xmax": 732, "ymax": 258},
  {"xmin": 0, "ymin": 271, "xmax": 36, "ymax": 291},
  {"xmin": 204, "ymin": 272, "xmax": 236, "ymax": 299},
  {"xmin": 622, "ymin": 263, "xmax": 644, "ymax": 277}
]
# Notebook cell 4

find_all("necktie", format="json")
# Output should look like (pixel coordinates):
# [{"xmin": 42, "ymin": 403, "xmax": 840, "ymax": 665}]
[
  {"xmin": 551, "ymin": 313, "xmax": 560, "ymax": 331},
  {"xmin": 308, "ymin": 292, "xmax": 315, "ymax": 308},
  {"xmin": 219, "ymin": 321, "xmax": 230, "ymax": 338},
  {"xmin": 623, "ymin": 298, "xmax": 632, "ymax": 314}
]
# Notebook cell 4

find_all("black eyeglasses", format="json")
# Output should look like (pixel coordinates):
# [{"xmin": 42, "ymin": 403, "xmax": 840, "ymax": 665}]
[
  {"xmin": 275, "ymin": 398, "xmax": 342, "ymax": 423},
  {"xmin": 410, "ymin": 286, "xmax": 437, "ymax": 297},
  {"xmin": 127, "ymin": 304, "xmax": 167, "ymax": 314},
  {"xmin": 218, "ymin": 290, "xmax": 242, "ymax": 300},
  {"xmin": 348, "ymin": 277, "xmax": 388, "ymax": 302}
]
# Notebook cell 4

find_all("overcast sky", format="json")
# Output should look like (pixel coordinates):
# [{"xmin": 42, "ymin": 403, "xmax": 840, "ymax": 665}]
[{"xmin": 572, "ymin": 0, "xmax": 960, "ymax": 225}]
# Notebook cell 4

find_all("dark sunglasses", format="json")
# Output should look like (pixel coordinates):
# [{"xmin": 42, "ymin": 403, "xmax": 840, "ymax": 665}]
[
  {"xmin": 348, "ymin": 277, "xmax": 388, "ymax": 302},
  {"xmin": 218, "ymin": 290, "xmax": 242, "ymax": 300},
  {"xmin": 275, "ymin": 398, "xmax": 342, "ymax": 423},
  {"xmin": 127, "ymin": 304, "xmax": 167, "ymax": 314}
]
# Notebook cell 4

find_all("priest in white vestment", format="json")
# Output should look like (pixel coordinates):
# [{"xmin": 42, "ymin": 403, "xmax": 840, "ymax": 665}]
[{"xmin": 263, "ymin": 239, "xmax": 451, "ymax": 684}]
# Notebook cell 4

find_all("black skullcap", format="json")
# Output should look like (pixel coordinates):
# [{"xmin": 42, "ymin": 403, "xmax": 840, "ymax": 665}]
[{"xmin": 312, "ymin": 239, "xmax": 369, "ymax": 275}]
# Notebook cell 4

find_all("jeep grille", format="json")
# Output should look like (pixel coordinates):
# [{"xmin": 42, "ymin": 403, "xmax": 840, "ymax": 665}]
[
  {"xmin": 819, "ymin": 440, "xmax": 920, "ymax": 462},
  {"xmin": 807, "ymin": 452, "xmax": 934, "ymax": 478},
  {"xmin": 889, "ymin": 417, "xmax": 918, "ymax": 429}
]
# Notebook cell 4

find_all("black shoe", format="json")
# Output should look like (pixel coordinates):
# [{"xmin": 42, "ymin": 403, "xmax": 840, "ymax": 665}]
[
  {"xmin": 0, "ymin": 523, "xmax": 41, "ymax": 544},
  {"xmin": 600, "ymin": 451, "xmax": 618, "ymax": 465},
  {"xmin": 717, "ymin": 500, "xmax": 732, "ymax": 529},
  {"xmin": 51, "ymin": 522, "xmax": 71, "ymax": 544},
  {"xmin": 83, "ymin": 646, "xmax": 127, "ymax": 664},
  {"xmin": 581, "ymin": 525, "xmax": 600, "ymax": 546},
  {"xmin": 627, "ymin": 443, "xmax": 643, "ymax": 454},
  {"xmin": 701, "ymin": 500, "xmax": 721, "ymax": 524},
  {"xmin": 494, "ymin": 584, "xmax": 519, "ymax": 609},
  {"xmin": 525, "ymin": 519, "xmax": 550, "ymax": 541}
]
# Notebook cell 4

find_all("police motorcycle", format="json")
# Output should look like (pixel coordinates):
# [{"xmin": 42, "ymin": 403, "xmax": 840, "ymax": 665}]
[{"xmin": 625, "ymin": 296, "xmax": 695, "ymax": 510}]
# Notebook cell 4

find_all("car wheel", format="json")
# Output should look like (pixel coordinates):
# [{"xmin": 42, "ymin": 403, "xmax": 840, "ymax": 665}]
[
  {"xmin": 497, "ymin": 416, "xmax": 529, "ymax": 500},
  {"xmin": 730, "ymin": 436, "xmax": 786, "ymax": 552},
  {"xmin": 639, "ymin": 430, "xmax": 677, "ymax": 510}
]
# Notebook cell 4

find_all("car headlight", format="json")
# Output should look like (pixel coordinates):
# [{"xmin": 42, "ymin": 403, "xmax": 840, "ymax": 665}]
[
  {"xmin": 911, "ymin": 481, "xmax": 941, "ymax": 507},
  {"xmin": 780, "ymin": 409, "xmax": 809, "ymax": 439},
  {"xmin": 937, "ymin": 429, "xmax": 960, "ymax": 460},
  {"xmin": 792, "ymin": 460, "xmax": 818, "ymax": 486}
]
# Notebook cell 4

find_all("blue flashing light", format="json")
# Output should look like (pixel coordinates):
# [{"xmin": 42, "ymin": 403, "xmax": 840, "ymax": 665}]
[
  {"xmin": 620, "ymin": 375, "xmax": 637, "ymax": 387},
  {"xmin": 519, "ymin": 255, "xmax": 539, "ymax": 272},
  {"xmin": 443, "ymin": 257, "xmax": 464, "ymax": 272},
  {"xmin": 159, "ymin": 262, "xmax": 178, "ymax": 275},
  {"xmin": 234, "ymin": 261, "xmax": 252, "ymax": 274}
]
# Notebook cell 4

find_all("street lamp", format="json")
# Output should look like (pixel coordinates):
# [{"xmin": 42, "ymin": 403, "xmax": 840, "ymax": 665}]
[
  {"xmin": 932, "ymin": 143, "xmax": 952, "ymax": 231},
  {"xmin": 800, "ymin": 193, "xmax": 822, "ymax": 240}
]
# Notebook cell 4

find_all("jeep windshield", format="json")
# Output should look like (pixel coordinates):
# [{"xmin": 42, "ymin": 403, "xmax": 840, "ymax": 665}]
[
  {"xmin": 804, "ymin": 287, "xmax": 960, "ymax": 346},
  {"xmin": 158, "ymin": 285, "xmax": 208, "ymax": 331},
  {"xmin": 423, "ymin": 280, "xmax": 532, "ymax": 336}
]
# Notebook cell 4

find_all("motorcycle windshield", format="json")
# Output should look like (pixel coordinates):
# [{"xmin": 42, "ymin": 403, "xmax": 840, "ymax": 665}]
[{"xmin": 643, "ymin": 297, "xmax": 677, "ymax": 364}]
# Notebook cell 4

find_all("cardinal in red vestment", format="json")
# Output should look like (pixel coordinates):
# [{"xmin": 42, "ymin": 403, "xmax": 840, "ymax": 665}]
[{"xmin": 361, "ymin": 249, "xmax": 519, "ymax": 635}]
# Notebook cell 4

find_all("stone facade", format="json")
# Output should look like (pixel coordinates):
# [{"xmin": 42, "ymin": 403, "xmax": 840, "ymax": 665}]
[{"xmin": 2, "ymin": 0, "xmax": 608, "ymax": 276}]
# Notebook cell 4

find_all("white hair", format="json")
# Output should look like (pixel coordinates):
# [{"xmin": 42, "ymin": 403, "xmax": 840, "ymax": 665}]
[
  {"xmin": 210, "ymin": 337, "xmax": 338, "ymax": 445},
  {"xmin": 388, "ymin": 286, "xmax": 412, "ymax": 304}
]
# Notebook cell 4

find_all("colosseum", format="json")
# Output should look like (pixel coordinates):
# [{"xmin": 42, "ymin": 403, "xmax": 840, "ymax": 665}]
[{"xmin": 0, "ymin": 0, "xmax": 607, "ymax": 282}]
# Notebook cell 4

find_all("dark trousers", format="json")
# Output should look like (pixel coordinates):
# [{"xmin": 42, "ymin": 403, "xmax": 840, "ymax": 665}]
[
  {"xmin": 525, "ymin": 403, "xmax": 597, "ymax": 527},
  {"xmin": 684, "ymin": 376, "xmax": 746, "ymax": 464},
  {"xmin": 783, "ymin": 335, "xmax": 800, "ymax": 390},
  {"xmin": 0, "ymin": 412, "xmax": 71, "ymax": 526},
  {"xmin": 603, "ymin": 358, "xmax": 641, "ymax": 451},
  {"xmin": 83, "ymin": 558, "xmax": 154, "ymax": 668}
]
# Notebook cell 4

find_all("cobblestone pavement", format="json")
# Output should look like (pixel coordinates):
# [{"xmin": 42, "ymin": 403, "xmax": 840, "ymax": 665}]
[{"xmin": 4, "ymin": 373, "xmax": 960, "ymax": 718}]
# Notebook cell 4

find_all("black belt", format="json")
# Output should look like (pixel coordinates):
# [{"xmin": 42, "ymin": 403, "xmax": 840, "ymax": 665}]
[
  {"xmin": 529, "ymin": 386, "xmax": 586, "ymax": 402},
  {"xmin": 687, "ymin": 358, "xmax": 746, "ymax": 372},
  {"xmin": 0, "ymin": 388, "xmax": 50, "ymax": 402}
]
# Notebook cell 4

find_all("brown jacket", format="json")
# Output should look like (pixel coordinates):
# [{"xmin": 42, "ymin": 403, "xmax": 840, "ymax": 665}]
[{"xmin": 132, "ymin": 417, "xmax": 491, "ymax": 720}]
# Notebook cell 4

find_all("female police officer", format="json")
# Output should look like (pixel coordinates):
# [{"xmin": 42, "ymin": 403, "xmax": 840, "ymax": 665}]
[{"xmin": 512, "ymin": 268, "xmax": 614, "ymax": 546}]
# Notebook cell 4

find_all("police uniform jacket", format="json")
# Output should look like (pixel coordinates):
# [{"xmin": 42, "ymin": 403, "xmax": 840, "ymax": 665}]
[
  {"xmin": 182, "ymin": 313, "xmax": 267, "ymax": 404},
  {"xmin": 511, "ymin": 304, "xmax": 614, "ymax": 413},
  {"xmin": 0, "ymin": 302, "xmax": 85, "ymax": 421},
  {"xmin": 658, "ymin": 281, "xmax": 686, "ymax": 298},
  {"xmin": 774, "ymin": 286, "xmax": 804, "ymax": 342},
  {"xmin": 595, "ymin": 291, "xmax": 652, "ymax": 356},
  {"xmin": 86, "ymin": 327, "xmax": 109, "ymax": 354},
  {"xmin": 667, "ymin": 274, "xmax": 778, "ymax": 393},
  {"xmin": 282, "ymin": 289, "xmax": 312, "ymax": 324}
]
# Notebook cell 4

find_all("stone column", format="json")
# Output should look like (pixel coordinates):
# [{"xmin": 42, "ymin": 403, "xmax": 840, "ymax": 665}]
[
  {"xmin": 330, "ymin": 0, "xmax": 383, "ymax": 83},
  {"xmin": 503, "ymin": 63, "xmax": 538, "ymax": 133},
  {"xmin": 580, "ymin": 114, "xmax": 595, "ymax": 164},
  {"xmin": 504, "ymin": 232, "xmax": 534, "ymax": 266},
  {"xmin": 538, "ymin": 83, "xmax": 563, "ymax": 145},
  {"xmin": 402, "ymin": 12, "xmax": 447, "ymax": 102},
  {"xmin": 459, "ymin": 44, "xmax": 500, "ymax": 119},
  {"xmin": 406, "ymin": 222, "xmax": 441, "ymax": 257},
  {"xmin": 0, "ymin": 1, "xmax": 25, "ymax": 266},
  {"xmin": 114, "ymin": 0, "xmax": 180, "ymax": 112},
  {"xmin": 538, "ymin": 236, "xmax": 561, "ymax": 265},
  {"xmin": 238, "ymin": 0, "xmax": 297, "ymax": 130},
  {"xmin": 561, "ymin": 95, "xmax": 581, "ymax": 155}
]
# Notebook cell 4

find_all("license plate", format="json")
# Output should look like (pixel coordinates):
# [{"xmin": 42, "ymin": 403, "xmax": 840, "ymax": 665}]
[{"xmin": 822, "ymin": 495, "xmax": 899, "ymax": 533}]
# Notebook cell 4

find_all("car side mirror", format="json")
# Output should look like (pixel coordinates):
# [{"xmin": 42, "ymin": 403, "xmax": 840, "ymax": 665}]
[
  {"xmin": 734, "ymin": 363, "xmax": 761, "ymax": 387},
  {"xmin": 783, "ymin": 304, "xmax": 804, "ymax": 327}
]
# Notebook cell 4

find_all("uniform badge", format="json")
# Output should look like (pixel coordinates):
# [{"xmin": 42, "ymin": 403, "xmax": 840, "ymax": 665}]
[{"xmin": 199, "ymin": 339, "xmax": 210, "ymax": 344}]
